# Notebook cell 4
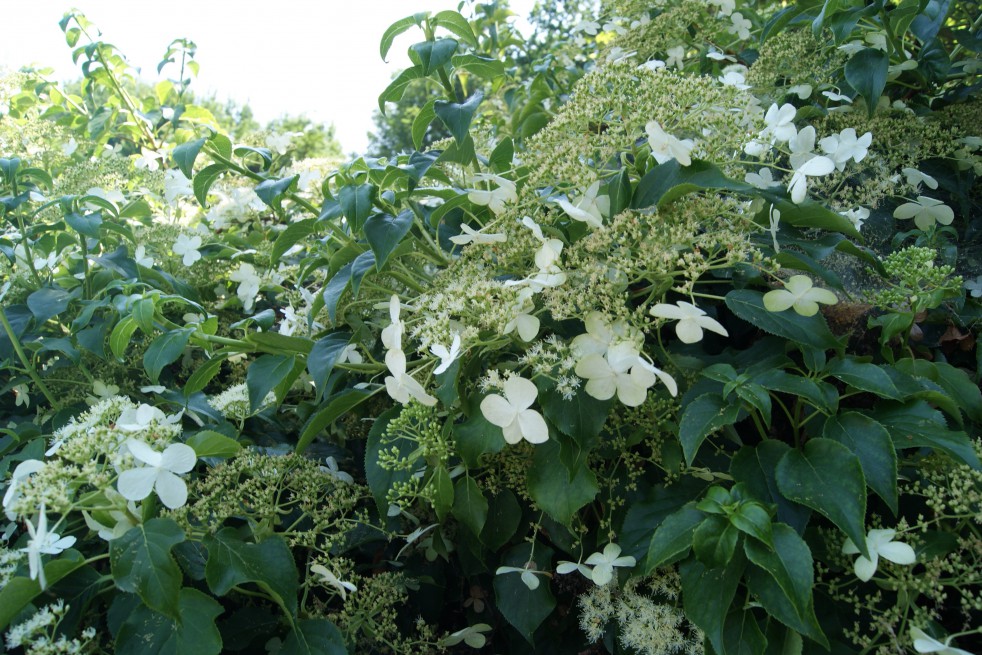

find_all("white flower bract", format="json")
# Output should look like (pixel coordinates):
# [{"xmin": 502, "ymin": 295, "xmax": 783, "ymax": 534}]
[{"xmin": 480, "ymin": 376, "xmax": 549, "ymax": 445}]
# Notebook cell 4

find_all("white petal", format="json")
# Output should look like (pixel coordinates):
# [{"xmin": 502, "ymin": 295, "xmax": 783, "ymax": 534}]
[
  {"xmin": 126, "ymin": 440, "xmax": 163, "ymax": 467},
  {"xmin": 501, "ymin": 419, "xmax": 524, "ymax": 445},
  {"xmin": 517, "ymin": 410, "xmax": 549, "ymax": 444},
  {"xmin": 584, "ymin": 377, "xmax": 617, "ymax": 401},
  {"xmin": 521, "ymin": 570, "xmax": 540, "ymax": 590},
  {"xmin": 649, "ymin": 303, "xmax": 689, "ymax": 320},
  {"xmin": 853, "ymin": 554, "xmax": 878, "ymax": 582},
  {"xmin": 590, "ymin": 563, "xmax": 614, "ymax": 586},
  {"xmin": 877, "ymin": 541, "xmax": 916, "ymax": 565},
  {"xmin": 481, "ymin": 394, "xmax": 517, "ymax": 428},
  {"xmin": 154, "ymin": 470, "xmax": 189, "ymax": 509},
  {"xmin": 503, "ymin": 376, "xmax": 538, "ymax": 411},
  {"xmin": 118, "ymin": 467, "xmax": 158, "ymax": 501},
  {"xmin": 763, "ymin": 289, "xmax": 796, "ymax": 312},
  {"xmin": 160, "ymin": 443, "xmax": 197, "ymax": 474},
  {"xmin": 696, "ymin": 315, "xmax": 729, "ymax": 338},
  {"xmin": 516, "ymin": 314, "xmax": 539, "ymax": 341},
  {"xmin": 675, "ymin": 319, "xmax": 704, "ymax": 343},
  {"xmin": 576, "ymin": 353, "xmax": 613, "ymax": 380}
]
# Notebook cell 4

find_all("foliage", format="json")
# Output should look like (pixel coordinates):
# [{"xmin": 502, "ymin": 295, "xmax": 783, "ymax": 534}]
[{"xmin": 1, "ymin": 0, "xmax": 981, "ymax": 654}]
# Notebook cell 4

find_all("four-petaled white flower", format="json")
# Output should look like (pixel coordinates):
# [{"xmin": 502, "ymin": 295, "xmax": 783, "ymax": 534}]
[
  {"xmin": 556, "ymin": 181, "xmax": 610, "ymax": 229},
  {"xmin": 172, "ymin": 233, "xmax": 202, "ymax": 266},
  {"xmin": 894, "ymin": 196, "xmax": 955, "ymax": 231},
  {"xmin": 116, "ymin": 403, "xmax": 181, "ymax": 432},
  {"xmin": 384, "ymin": 348, "xmax": 437, "ymax": 407},
  {"xmin": 133, "ymin": 245, "xmax": 154, "ymax": 268},
  {"xmin": 117, "ymin": 439, "xmax": 197, "ymax": 509},
  {"xmin": 760, "ymin": 103, "xmax": 798, "ymax": 144},
  {"xmin": 450, "ymin": 224, "xmax": 507, "ymax": 246},
  {"xmin": 495, "ymin": 563, "xmax": 545, "ymax": 590},
  {"xmin": 901, "ymin": 167, "xmax": 939, "ymax": 190},
  {"xmin": 467, "ymin": 174, "xmax": 517, "ymax": 215},
  {"xmin": 819, "ymin": 128, "xmax": 873, "ymax": 171},
  {"xmin": 909, "ymin": 627, "xmax": 974, "ymax": 655},
  {"xmin": 431, "ymin": 334, "xmax": 462, "ymax": 375},
  {"xmin": 62, "ymin": 137, "xmax": 78, "ymax": 157},
  {"xmin": 134, "ymin": 148, "xmax": 165, "ymax": 171},
  {"xmin": 787, "ymin": 155, "xmax": 835, "ymax": 204},
  {"xmin": 572, "ymin": 19, "xmax": 600, "ymax": 35},
  {"xmin": 584, "ymin": 543, "xmax": 637, "ymax": 586},
  {"xmin": 441, "ymin": 624, "xmax": 493, "ymax": 649},
  {"xmin": 666, "ymin": 45, "xmax": 686, "ymax": 69},
  {"xmin": 964, "ymin": 275, "xmax": 982, "ymax": 298},
  {"xmin": 265, "ymin": 131, "xmax": 297, "ymax": 155},
  {"xmin": 380, "ymin": 294, "xmax": 405, "ymax": 351},
  {"xmin": 646, "ymin": 120, "xmax": 695, "ymax": 167},
  {"xmin": 788, "ymin": 125, "xmax": 818, "ymax": 170},
  {"xmin": 311, "ymin": 564, "xmax": 358, "ymax": 600},
  {"xmin": 763, "ymin": 275, "xmax": 838, "ymax": 316},
  {"xmin": 20, "ymin": 504, "xmax": 76, "ymax": 590},
  {"xmin": 841, "ymin": 528, "xmax": 916, "ymax": 582},
  {"xmin": 503, "ymin": 289, "xmax": 540, "ymax": 342},
  {"xmin": 575, "ymin": 342, "xmax": 659, "ymax": 407},
  {"xmin": 229, "ymin": 263, "xmax": 262, "ymax": 313},
  {"xmin": 728, "ymin": 12, "xmax": 752, "ymax": 39},
  {"xmin": 480, "ymin": 376, "xmax": 549, "ymax": 445},
  {"xmin": 320, "ymin": 456, "xmax": 355, "ymax": 484},
  {"xmin": 649, "ymin": 300, "xmax": 728, "ymax": 344},
  {"xmin": 840, "ymin": 207, "xmax": 869, "ymax": 231},
  {"xmin": 85, "ymin": 379, "xmax": 120, "ymax": 406}
]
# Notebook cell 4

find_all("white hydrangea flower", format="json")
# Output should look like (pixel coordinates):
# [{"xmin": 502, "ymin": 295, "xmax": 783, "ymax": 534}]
[
  {"xmin": 666, "ymin": 45, "xmax": 686, "ymax": 69},
  {"xmin": 3, "ymin": 459, "xmax": 46, "ymax": 520},
  {"xmin": 556, "ymin": 181, "xmax": 610, "ymax": 229},
  {"xmin": 760, "ymin": 103, "xmax": 798, "ymax": 144},
  {"xmin": 909, "ymin": 626, "xmax": 974, "ymax": 655},
  {"xmin": 901, "ymin": 167, "xmax": 939, "ymax": 190},
  {"xmin": 495, "ymin": 563, "xmax": 546, "ymax": 590},
  {"xmin": 311, "ymin": 564, "xmax": 358, "ymax": 600},
  {"xmin": 575, "ymin": 342, "xmax": 658, "ymax": 407},
  {"xmin": 763, "ymin": 275, "xmax": 838, "ymax": 316},
  {"xmin": 480, "ymin": 376, "xmax": 548, "ymax": 445},
  {"xmin": 584, "ymin": 543, "xmax": 636, "ymax": 585},
  {"xmin": 449, "ymin": 224, "xmax": 507, "ymax": 246},
  {"xmin": 381, "ymin": 294, "xmax": 405, "ymax": 351},
  {"xmin": 646, "ymin": 120, "xmax": 695, "ymax": 167},
  {"xmin": 787, "ymin": 155, "xmax": 836, "ymax": 204},
  {"xmin": 384, "ymin": 349, "xmax": 437, "ymax": 407},
  {"xmin": 172, "ymin": 233, "xmax": 202, "ymax": 266},
  {"xmin": 649, "ymin": 301, "xmax": 728, "ymax": 343},
  {"xmin": 841, "ymin": 528, "xmax": 915, "ymax": 582},
  {"xmin": 133, "ymin": 245, "xmax": 154, "ymax": 268},
  {"xmin": 840, "ymin": 207, "xmax": 869, "ymax": 231},
  {"xmin": 20, "ymin": 505, "xmax": 76, "ymax": 589},
  {"xmin": 467, "ymin": 174, "xmax": 517, "ymax": 215},
  {"xmin": 819, "ymin": 128, "xmax": 873, "ymax": 171},
  {"xmin": 163, "ymin": 170, "xmax": 193, "ymax": 205},
  {"xmin": 430, "ymin": 333, "xmax": 462, "ymax": 375},
  {"xmin": 728, "ymin": 12, "xmax": 752, "ymax": 39},
  {"xmin": 265, "ymin": 131, "xmax": 298, "ymax": 155},
  {"xmin": 229, "ymin": 262, "xmax": 262, "ymax": 313},
  {"xmin": 117, "ymin": 439, "xmax": 197, "ymax": 509},
  {"xmin": 893, "ymin": 196, "xmax": 955, "ymax": 231},
  {"xmin": 745, "ymin": 168, "xmax": 781, "ymax": 189}
]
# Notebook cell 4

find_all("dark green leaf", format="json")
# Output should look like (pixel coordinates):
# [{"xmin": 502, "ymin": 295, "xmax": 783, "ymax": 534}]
[
  {"xmin": 759, "ymin": 193, "xmax": 862, "ymax": 238},
  {"xmin": 143, "ymin": 328, "xmax": 194, "ymax": 382},
  {"xmin": 730, "ymin": 502, "xmax": 774, "ymax": 547},
  {"xmin": 282, "ymin": 619, "xmax": 347, "ymax": 655},
  {"xmin": 731, "ymin": 441, "xmax": 811, "ymax": 533},
  {"xmin": 493, "ymin": 542, "xmax": 555, "ymax": 643},
  {"xmin": 271, "ymin": 218, "xmax": 316, "ymax": 262},
  {"xmin": 322, "ymin": 262, "xmax": 353, "ymax": 325},
  {"xmin": 172, "ymin": 138, "xmax": 206, "ymax": 179},
  {"xmin": 115, "ymin": 588, "xmax": 223, "ymax": 655},
  {"xmin": 845, "ymin": 49, "xmax": 889, "ymax": 117},
  {"xmin": 453, "ymin": 476, "xmax": 488, "ymax": 538},
  {"xmin": 632, "ymin": 159, "xmax": 752, "ymax": 209},
  {"xmin": 111, "ymin": 519, "xmax": 186, "ymax": 618},
  {"xmin": 132, "ymin": 297, "xmax": 156, "ymax": 335},
  {"xmin": 110, "ymin": 316, "xmax": 138, "ymax": 360},
  {"xmin": 693, "ymin": 515, "xmax": 741, "ymax": 568},
  {"xmin": 245, "ymin": 354, "xmax": 296, "ymax": 412},
  {"xmin": 451, "ymin": 53, "xmax": 506, "ymax": 79},
  {"xmin": 429, "ymin": 465, "xmax": 454, "ymax": 521},
  {"xmin": 255, "ymin": 175, "xmax": 298, "ymax": 209},
  {"xmin": 489, "ymin": 137, "xmax": 514, "ymax": 172},
  {"xmin": 365, "ymin": 407, "xmax": 411, "ymax": 514},
  {"xmin": 607, "ymin": 168, "xmax": 632, "ymax": 215},
  {"xmin": 825, "ymin": 357, "xmax": 904, "ymax": 399},
  {"xmin": 894, "ymin": 358, "xmax": 982, "ymax": 423},
  {"xmin": 434, "ymin": 91, "xmax": 484, "ymax": 145},
  {"xmin": 725, "ymin": 289, "xmax": 841, "ymax": 352},
  {"xmin": 412, "ymin": 99, "xmax": 437, "ymax": 150},
  {"xmin": 540, "ymin": 385, "xmax": 612, "ymax": 451},
  {"xmin": 680, "ymin": 556, "xmax": 745, "ymax": 654},
  {"xmin": 409, "ymin": 38, "xmax": 458, "ymax": 75},
  {"xmin": 721, "ymin": 606, "xmax": 768, "ymax": 655},
  {"xmin": 183, "ymin": 355, "xmax": 225, "ymax": 396},
  {"xmin": 434, "ymin": 10, "xmax": 478, "ymax": 47},
  {"xmin": 453, "ymin": 410, "xmax": 505, "ymax": 468},
  {"xmin": 66, "ymin": 211, "xmax": 103, "ymax": 237},
  {"xmin": 679, "ymin": 393, "xmax": 741, "ymax": 465},
  {"xmin": 306, "ymin": 331, "xmax": 353, "ymax": 402},
  {"xmin": 752, "ymin": 369, "xmax": 838, "ymax": 413},
  {"xmin": 481, "ymin": 489, "xmax": 521, "ymax": 551},
  {"xmin": 775, "ymin": 438, "xmax": 868, "ymax": 558},
  {"xmin": 870, "ymin": 400, "xmax": 980, "ymax": 467},
  {"xmin": 186, "ymin": 430, "xmax": 241, "ymax": 458},
  {"xmin": 0, "ymin": 550, "xmax": 86, "ymax": 631},
  {"xmin": 204, "ymin": 528, "xmax": 298, "ymax": 617},
  {"xmin": 338, "ymin": 184, "xmax": 375, "ymax": 232},
  {"xmin": 527, "ymin": 439, "xmax": 598, "ymax": 525},
  {"xmin": 744, "ymin": 524, "xmax": 821, "ymax": 636},
  {"xmin": 193, "ymin": 163, "xmax": 226, "ymax": 207},
  {"xmin": 823, "ymin": 412, "xmax": 897, "ymax": 513},
  {"xmin": 645, "ymin": 504, "xmax": 704, "ymax": 572},
  {"xmin": 297, "ymin": 389, "xmax": 371, "ymax": 453},
  {"xmin": 380, "ymin": 13, "xmax": 429, "ymax": 61},
  {"xmin": 745, "ymin": 563, "xmax": 828, "ymax": 648},
  {"xmin": 364, "ymin": 210, "xmax": 414, "ymax": 270},
  {"xmin": 911, "ymin": 0, "xmax": 952, "ymax": 44},
  {"xmin": 378, "ymin": 66, "xmax": 425, "ymax": 112},
  {"xmin": 349, "ymin": 250, "xmax": 376, "ymax": 296},
  {"xmin": 27, "ymin": 287, "xmax": 72, "ymax": 323}
]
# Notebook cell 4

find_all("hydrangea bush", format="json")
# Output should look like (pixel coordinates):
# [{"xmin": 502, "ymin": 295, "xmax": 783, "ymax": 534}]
[{"xmin": 1, "ymin": 0, "xmax": 980, "ymax": 653}]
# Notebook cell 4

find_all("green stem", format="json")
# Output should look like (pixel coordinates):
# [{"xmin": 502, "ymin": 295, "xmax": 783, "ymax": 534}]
[{"xmin": 0, "ymin": 308, "xmax": 58, "ymax": 407}]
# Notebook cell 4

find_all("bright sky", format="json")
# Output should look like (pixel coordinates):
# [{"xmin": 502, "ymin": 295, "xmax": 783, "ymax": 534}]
[{"xmin": 1, "ymin": 1, "xmax": 535, "ymax": 154}]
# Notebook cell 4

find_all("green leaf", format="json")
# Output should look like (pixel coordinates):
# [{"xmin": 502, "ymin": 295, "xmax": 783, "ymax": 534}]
[
  {"xmin": 680, "ymin": 556, "xmax": 745, "ymax": 654},
  {"xmin": 349, "ymin": 250, "xmax": 376, "ymax": 297},
  {"xmin": 633, "ymin": 159, "xmax": 752, "ymax": 209},
  {"xmin": 172, "ymin": 138, "xmax": 206, "ymax": 179},
  {"xmin": 911, "ymin": 0, "xmax": 952, "ymax": 44},
  {"xmin": 489, "ymin": 137, "xmax": 514, "ymax": 172},
  {"xmin": 380, "ymin": 12, "xmax": 428, "ymax": 61},
  {"xmin": 204, "ymin": 528, "xmax": 298, "ymax": 617},
  {"xmin": 645, "ymin": 504, "xmax": 704, "ymax": 572},
  {"xmin": 434, "ymin": 91, "xmax": 484, "ymax": 145},
  {"xmin": 322, "ymin": 262, "xmax": 353, "ymax": 324},
  {"xmin": 745, "ymin": 562, "xmax": 827, "ymax": 648},
  {"xmin": 845, "ymin": 48, "xmax": 889, "ymax": 117},
  {"xmin": 338, "ymin": 184, "xmax": 375, "ymax": 232},
  {"xmin": 693, "ymin": 514, "xmax": 741, "ymax": 568},
  {"xmin": 870, "ymin": 400, "xmax": 980, "ymax": 468},
  {"xmin": 493, "ymin": 542, "xmax": 555, "ymax": 643},
  {"xmin": 759, "ymin": 193, "xmax": 862, "ymax": 239},
  {"xmin": 540, "ymin": 385, "xmax": 612, "ymax": 451},
  {"xmin": 453, "ymin": 410, "xmax": 505, "ymax": 468},
  {"xmin": 451, "ymin": 53, "xmax": 506, "ymax": 80},
  {"xmin": 365, "ymin": 407, "xmax": 411, "ymax": 514},
  {"xmin": 297, "ymin": 389, "xmax": 371, "ymax": 453},
  {"xmin": 364, "ymin": 210, "xmax": 414, "ymax": 271},
  {"xmin": 452, "ymin": 476, "xmax": 488, "ymax": 538},
  {"xmin": 481, "ymin": 489, "xmax": 521, "ymax": 551},
  {"xmin": 429, "ymin": 465, "xmax": 454, "ymax": 521},
  {"xmin": 751, "ymin": 370, "xmax": 838, "ymax": 413},
  {"xmin": 143, "ymin": 328, "xmax": 194, "ymax": 382},
  {"xmin": 0, "ymin": 550, "xmax": 86, "ymax": 631},
  {"xmin": 193, "ymin": 163, "xmax": 226, "ymax": 207},
  {"xmin": 679, "ymin": 393, "xmax": 742, "ymax": 465},
  {"xmin": 245, "ymin": 354, "xmax": 296, "ymax": 412},
  {"xmin": 110, "ymin": 316, "xmax": 139, "ymax": 360},
  {"xmin": 111, "ymin": 519, "xmax": 186, "ymax": 618},
  {"xmin": 731, "ymin": 442, "xmax": 811, "ymax": 533},
  {"xmin": 607, "ymin": 168, "xmax": 632, "ymax": 216},
  {"xmin": 825, "ymin": 357, "xmax": 904, "ymax": 399},
  {"xmin": 730, "ymin": 502, "xmax": 774, "ymax": 547},
  {"xmin": 378, "ymin": 65, "xmax": 425, "ymax": 112},
  {"xmin": 409, "ymin": 37, "xmax": 458, "ymax": 75},
  {"xmin": 132, "ymin": 297, "xmax": 156, "ymax": 335},
  {"xmin": 255, "ymin": 175, "xmax": 299, "ymax": 210},
  {"xmin": 725, "ymin": 289, "xmax": 841, "ymax": 352},
  {"xmin": 823, "ymin": 412, "xmax": 898, "ymax": 514},
  {"xmin": 527, "ymin": 439, "xmax": 598, "ymax": 525},
  {"xmin": 115, "ymin": 588, "xmax": 223, "ymax": 655},
  {"xmin": 282, "ymin": 619, "xmax": 347, "ymax": 655},
  {"xmin": 412, "ymin": 99, "xmax": 438, "ymax": 150},
  {"xmin": 306, "ymin": 331, "xmax": 353, "ymax": 402},
  {"xmin": 721, "ymin": 606, "xmax": 768, "ymax": 655},
  {"xmin": 894, "ymin": 358, "xmax": 982, "ymax": 423},
  {"xmin": 271, "ymin": 218, "xmax": 316, "ymax": 262},
  {"xmin": 434, "ymin": 10, "xmax": 478, "ymax": 47},
  {"xmin": 744, "ymin": 524, "xmax": 823, "ymax": 641},
  {"xmin": 232, "ymin": 146, "xmax": 273, "ymax": 170},
  {"xmin": 775, "ymin": 438, "xmax": 868, "ymax": 558},
  {"xmin": 183, "ymin": 355, "xmax": 225, "ymax": 396},
  {"xmin": 65, "ymin": 211, "xmax": 103, "ymax": 237},
  {"xmin": 27, "ymin": 287, "xmax": 72, "ymax": 324},
  {"xmin": 186, "ymin": 430, "xmax": 241, "ymax": 458}
]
